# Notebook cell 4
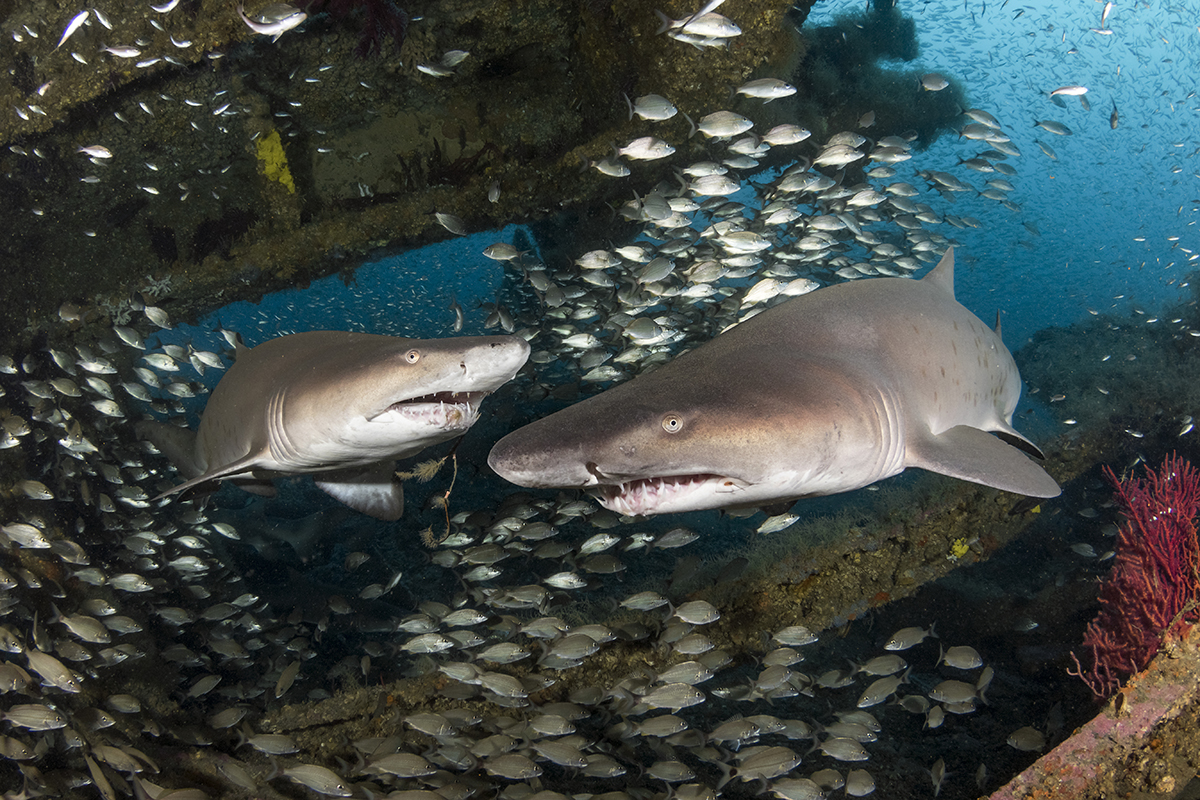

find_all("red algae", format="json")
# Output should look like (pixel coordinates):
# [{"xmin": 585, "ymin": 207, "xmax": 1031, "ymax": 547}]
[{"xmin": 1070, "ymin": 454, "xmax": 1200, "ymax": 698}]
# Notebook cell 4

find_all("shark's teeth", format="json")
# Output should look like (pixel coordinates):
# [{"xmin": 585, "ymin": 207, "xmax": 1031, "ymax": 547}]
[
  {"xmin": 375, "ymin": 391, "xmax": 489, "ymax": 429},
  {"xmin": 393, "ymin": 399, "xmax": 481, "ymax": 428},
  {"xmin": 397, "ymin": 390, "xmax": 487, "ymax": 406},
  {"xmin": 381, "ymin": 391, "xmax": 487, "ymax": 418},
  {"xmin": 597, "ymin": 473, "xmax": 720, "ymax": 516}
]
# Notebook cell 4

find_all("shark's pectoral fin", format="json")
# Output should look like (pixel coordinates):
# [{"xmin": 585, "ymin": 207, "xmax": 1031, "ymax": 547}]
[
  {"xmin": 907, "ymin": 425, "xmax": 1061, "ymax": 498},
  {"xmin": 148, "ymin": 450, "xmax": 271, "ymax": 501},
  {"xmin": 138, "ymin": 419, "xmax": 277, "ymax": 501},
  {"xmin": 313, "ymin": 462, "xmax": 403, "ymax": 521},
  {"xmin": 990, "ymin": 421, "xmax": 1046, "ymax": 460}
]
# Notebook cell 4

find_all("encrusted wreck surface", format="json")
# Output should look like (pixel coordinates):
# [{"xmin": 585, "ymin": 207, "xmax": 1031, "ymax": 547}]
[
  {"xmin": 991, "ymin": 625, "xmax": 1200, "ymax": 800},
  {"xmin": 0, "ymin": 0, "xmax": 803, "ymax": 339}
]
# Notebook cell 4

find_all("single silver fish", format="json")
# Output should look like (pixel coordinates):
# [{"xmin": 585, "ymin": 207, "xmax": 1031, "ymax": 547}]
[
  {"xmin": 237, "ymin": 3, "xmax": 307, "ymax": 41},
  {"xmin": 696, "ymin": 110, "xmax": 753, "ymax": 138},
  {"xmin": 1007, "ymin": 726, "xmax": 1046, "ymax": 751},
  {"xmin": 920, "ymin": 72, "xmax": 949, "ymax": 91},
  {"xmin": 736, "ymin": 78, "xmax": 796, "ymax": 101},
  {"xmin": 939, "ymin": 644, "xmax": 983, "ymax": 669},
  {"xmin": 435, "ymin": 211, "xmax": 467, "ymax": 235},
  {"xmin": 618, "ymin": 136, "xmax": 675, "ymax": 160},
  {"xmin": 2, "ymin": 704, "xmax": 67, "ymax": 730},
  {"xmin": 56, "ymin": 10, "xmax": 89, "ymax": 49},
  {"xmin": 1034, "ymin": 119, "xmax": 1073, "ymax": 136},
  {"xmin": 625, "ymin": 93, "xmax": 677, "ymax": 121},
  {"xmin": 884, "ymin": 624, "xmax": 937, "ymax": 651},
  {"xmin": 282, "ymin": 764, "xmax": 351, "ymax": 796}
]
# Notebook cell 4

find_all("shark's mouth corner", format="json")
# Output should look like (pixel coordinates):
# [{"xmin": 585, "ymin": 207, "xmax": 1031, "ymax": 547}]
[
  {"xmin": 378, "ymin": 391, "xmax": 488, "ymax": 428},
  {"xmin": 591, "ymin": 473, "xmax": 731, "ymax": 516}
]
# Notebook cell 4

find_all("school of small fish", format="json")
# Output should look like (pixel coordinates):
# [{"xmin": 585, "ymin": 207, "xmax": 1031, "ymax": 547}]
[
  {"xmin": 0, "ymin": 0, "xmax": 1196, "ymax": 797},
  {"xmin": 0, "ymin": 348, "xmax": 1062, "ymax": 799}
]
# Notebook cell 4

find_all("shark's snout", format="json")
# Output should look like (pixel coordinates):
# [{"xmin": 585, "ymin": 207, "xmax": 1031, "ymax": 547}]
[
  {"xmin": 457, "ymin": 336, "xmax": 530, "ymax": 389},
  {"xmin": 488, "ymin": 427, "xmax": 591, "ymax": 488}
]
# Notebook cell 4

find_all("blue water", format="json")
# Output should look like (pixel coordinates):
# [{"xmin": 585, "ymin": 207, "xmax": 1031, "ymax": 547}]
[
  {"xmin": 205, "ymin": 225, "xmax": 520, "ymax": 341},
  {"xmin": 803, "ymin": 0, "xmax": 1198, "ymax": 343}
]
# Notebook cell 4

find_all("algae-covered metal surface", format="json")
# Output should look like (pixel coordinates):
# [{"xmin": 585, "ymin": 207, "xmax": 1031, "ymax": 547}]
[
  {"xmin": 0, "ymin": 0, "xmax": 803, "ymax": 338},
  {"xmin": 992, "ymin": 626, "xmax": 1200, "ymax": 800}
]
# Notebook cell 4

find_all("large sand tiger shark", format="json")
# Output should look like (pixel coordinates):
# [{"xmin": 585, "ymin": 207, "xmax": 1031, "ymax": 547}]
[
  {"xmin": 488, "ymin": 248, "xmax": 1059, "ymax": 516},
  {"xmin": 138, "ymin": 331, "xmax": 530, "ymax": 520}
]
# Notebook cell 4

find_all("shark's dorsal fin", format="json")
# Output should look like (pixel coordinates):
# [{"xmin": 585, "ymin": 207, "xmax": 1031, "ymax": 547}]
[
  {"xmin": 233, "ymin": 335, "xmax": 250, "ymax": 361},
  {"xmin": 922, "ymin": 247, "xmax": 955, "ymax": 296},
  {"xmin": 994, "ymin": 310, "xmax": 1002, "ymax": 338}
]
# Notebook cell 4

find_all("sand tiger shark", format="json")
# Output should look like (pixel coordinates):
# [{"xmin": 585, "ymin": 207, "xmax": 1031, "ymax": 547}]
[
  {"xmin": 488, "ymin": 248, "xmax": 1059, "ymax": 515},
  {"xmin": 138, "ymin": 330, "xmax": 529, "ymax": 520}
]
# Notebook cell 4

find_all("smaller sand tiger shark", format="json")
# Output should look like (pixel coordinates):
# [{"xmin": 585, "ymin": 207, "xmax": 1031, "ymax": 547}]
[
  {"xmin": 138, "ymin": 331, "xmax": 530, "ymax": 520},
  {"xmin": 488, "ymin": 248, "xmax": 1059, "ymax": 515}
]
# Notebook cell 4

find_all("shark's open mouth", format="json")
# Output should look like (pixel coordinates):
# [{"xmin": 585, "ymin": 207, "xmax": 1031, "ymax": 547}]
[
  {"xmin": 382, "ymin": 391, "xmax": 487, "ymax": 428},
  {"xmin": 592, "ymin": 473, "xmax": 724, "ymax": 516}
]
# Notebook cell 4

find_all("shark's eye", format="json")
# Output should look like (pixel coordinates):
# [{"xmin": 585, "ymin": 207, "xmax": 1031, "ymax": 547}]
[
  {"xmin": 405, "ymin": 349, "xmax": 421, "ymax": 364},
  {"xmin": 661, "ymin": 414, "xmax": 683, "ymax": 433}
]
